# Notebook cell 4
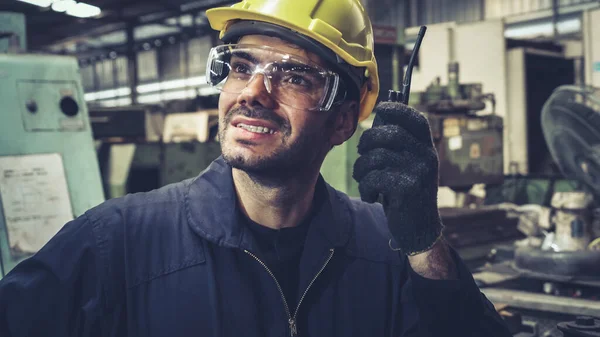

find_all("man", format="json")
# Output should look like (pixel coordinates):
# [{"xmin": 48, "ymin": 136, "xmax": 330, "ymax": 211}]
[{"xmin": 0, "ymin": 0, "xmax": 512, "ymax": 336}]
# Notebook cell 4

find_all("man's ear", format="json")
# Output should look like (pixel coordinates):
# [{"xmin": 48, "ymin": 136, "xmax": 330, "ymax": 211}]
[{"xmin": 329, "ymin": 100, "xmax": 359, "ymax": 146}]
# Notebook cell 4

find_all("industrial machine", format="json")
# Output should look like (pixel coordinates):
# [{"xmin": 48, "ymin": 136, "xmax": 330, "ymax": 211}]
[
  {"xmin": 0, "ymin": 13, "xmax": 104, "ymax": 279},
  {"xmin": 90, "ymin": 106, "xmax": 221, "ymax": 199},
  {"xmin": 412, "ymin": 62, "xmax": 503, "ymax": 191},
  {"xmin": 89, "ymin": 105, "xmax": 164, "ymax": 143},
  {"xmin": 402, "ymin": 62, "xmax": 520, "ymax": 255},
  {"xmin": 0, "ymin": 12, "xmax": 26, "ymax": 53},
  {"xmin": 472, "ymin": 86, "xmax": 600, "ymax": 337}
]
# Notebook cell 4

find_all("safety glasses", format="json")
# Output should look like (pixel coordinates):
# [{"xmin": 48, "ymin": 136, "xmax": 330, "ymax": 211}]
[{"xmin": 206, "ymin": 44, "xmax": 341, "ymax": 111}]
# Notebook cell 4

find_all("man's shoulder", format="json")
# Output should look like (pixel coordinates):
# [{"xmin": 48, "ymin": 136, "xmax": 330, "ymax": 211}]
[
  {"xmin": 347, "ymin": 195, "xmax": 386, "ymax": 222},
  {"xmin": 82, "ymin": 177, "xmax": 206, "ymax": 287},
  {"xmin": 81, "ymin": 177, "xmax": 198, "ymax": 262},
  {"xmin": 329, "ymin": 188, "xmax": 387, "ymax": 235},
  {"xmin": 327, "ymin": 188, "xmax": 400, "ymax": 265},
  {"xmin": 85, "ymin": 178, "xmax": 193, "ymax": 226}
]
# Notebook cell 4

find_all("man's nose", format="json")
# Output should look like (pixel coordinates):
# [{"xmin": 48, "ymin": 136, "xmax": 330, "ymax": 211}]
[{"xmin": 237, "ymin": 73, "xmax": 276, "ymax": 109}]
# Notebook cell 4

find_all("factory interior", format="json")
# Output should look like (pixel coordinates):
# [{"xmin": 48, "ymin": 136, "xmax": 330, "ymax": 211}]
[{"xmin": 1, "ymin": 0, "xmax": 600, "ymax": 336}]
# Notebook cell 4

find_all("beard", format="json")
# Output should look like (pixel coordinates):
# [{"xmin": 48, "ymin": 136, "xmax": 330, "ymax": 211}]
[{"xmin": 219, "ymin": 105, "xmax": 330, "ymax": 181}]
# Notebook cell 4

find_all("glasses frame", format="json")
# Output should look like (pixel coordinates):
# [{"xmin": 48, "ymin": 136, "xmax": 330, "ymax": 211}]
[{"xmin": 205, "ymin": 44, "xmax": 341, "ymax": 112}]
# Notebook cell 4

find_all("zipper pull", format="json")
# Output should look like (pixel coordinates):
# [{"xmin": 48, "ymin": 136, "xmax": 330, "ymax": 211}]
[{"xmin": 289, "ymin": 318, "xmax": 297, "ymax": 337}]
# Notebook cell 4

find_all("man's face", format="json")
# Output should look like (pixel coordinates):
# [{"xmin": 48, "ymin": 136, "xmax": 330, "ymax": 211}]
[{"xmin": 217, "ymin": 35, "xmax": 339, "ymax": 176}]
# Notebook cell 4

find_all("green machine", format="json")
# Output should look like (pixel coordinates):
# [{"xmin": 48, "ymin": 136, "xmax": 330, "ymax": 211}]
[
  {"xmin": 89, "ymin": 107, "xmax": 223, "ymax": 199},
  {"xmin": 321, "ymin": 119, "xmax": 370, "ymax": 198},
  {"xmin": 411, "ymin": 62, "xmax": 503, "ymax": 191},
  {"xmin": 0, "ymin": 12, "xmax": 26, "ymax": 53},
  {"xmin": 0, "ymin": 15, "xmax": 104, "ymax": 278}
]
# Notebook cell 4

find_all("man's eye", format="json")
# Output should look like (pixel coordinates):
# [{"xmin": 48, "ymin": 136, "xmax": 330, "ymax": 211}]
[
  {"xmin": 233, "ymin": 63, "xmax": 251, "ymax": 74},
  {"xmin": 287, "ymin": 75, "xmax": 311, "ymax": 87}
]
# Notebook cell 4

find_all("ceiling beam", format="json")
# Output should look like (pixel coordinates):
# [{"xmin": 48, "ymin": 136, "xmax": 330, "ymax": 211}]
[
  {"xmin": 28, "ymin": 0, "xmax": 232, "ymax": 50},
  {"xmin": 67, "ymin": 23, "xmax": 215, "ymax": 59}
]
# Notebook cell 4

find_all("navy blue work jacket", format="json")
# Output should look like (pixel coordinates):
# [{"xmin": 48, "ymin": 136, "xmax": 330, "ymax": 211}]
[{"xmin": 0, "ymin": 157, "xmax": 511, "ymax": 337}]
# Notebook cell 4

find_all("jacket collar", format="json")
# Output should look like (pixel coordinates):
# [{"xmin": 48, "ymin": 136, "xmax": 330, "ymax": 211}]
[{"xmin": 185, "ymin": 157, "xmax": 352, "ymax": 252}]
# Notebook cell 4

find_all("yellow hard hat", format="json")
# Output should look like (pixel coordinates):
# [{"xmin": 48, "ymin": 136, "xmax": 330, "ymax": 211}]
[{"xmin": 206, "ymin": 0, "xmax": 379, "ymax": 122}]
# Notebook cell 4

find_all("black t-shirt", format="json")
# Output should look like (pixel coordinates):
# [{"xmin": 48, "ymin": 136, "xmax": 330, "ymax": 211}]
[
  {"xmin": 243, "ymin": 215, "xmax": 309, "ymax": 311},
  {"xmin": 239, "ymin": 183, "xmax": 327, "ymax": 311}
]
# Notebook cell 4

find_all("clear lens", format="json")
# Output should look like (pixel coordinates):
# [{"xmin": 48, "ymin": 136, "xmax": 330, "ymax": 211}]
[{"xmin": 206, "ymin": 44, "xmax": 339, "ymax": 111}]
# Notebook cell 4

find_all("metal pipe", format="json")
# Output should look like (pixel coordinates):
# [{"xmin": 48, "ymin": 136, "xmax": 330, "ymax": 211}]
[
  {"xmin": 552, "ymin": 0, "xmax": 559, "ymax": 39},
  {"xmin": 126, "ymin": 23, "xmax": 138, "ymax": 104},
  {"xmin": 481, "ymin": 288, "xmax": 600, "ymax": 317}
]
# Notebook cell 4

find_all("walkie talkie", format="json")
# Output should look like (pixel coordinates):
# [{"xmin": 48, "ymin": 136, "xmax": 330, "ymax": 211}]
[
  {"xmin": 372, "ymin": 25, "xmax": 427, "ymax": 126},
  {"xmin": 371, "ymin": 26, "xmax": 427, "ymax": 207}
]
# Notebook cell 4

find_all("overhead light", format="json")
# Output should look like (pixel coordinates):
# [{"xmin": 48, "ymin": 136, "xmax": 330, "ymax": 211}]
[
  {"xmin": 51, "ymin": 0, "xmax": 77, "ymax": 12},
  {"xmin": 198, "ymin": 87, "xmax": 219, "ymax": 96},
  {"xmin": 137, "ymin": 76, "xmax": 205, "ymax": 94},
  {"xmin": 504, "ymin": 17, "xmax": 582, "ymax": 38},
  {"xmin": 84, "ymin": 87, "xmax": 131, "ymax": 101},
  {"xmin": 66, "ymin": 2, "xmax": 101, "ymax": 18},
  {"xmin": 84, "ymin": 77, "xmax": 216, "ymax": 102},
  {"xmin": 97, "ymin": 97, "xmax": 132, "ymax": 107},
  {"xmin": 557, "ymin": 18, "xmax": 581, "ymax": 35},
  {"xmin": 138, "ymin": 89, "xmax": 197, "ymax": 104},
  {"xmin": 18, "ymin": 0, "xmax": 102, "ymax": 18},
  {"xmin": 17, "ymin": 0, "xmax": 52, "ymax": 7},
  {"xmin": 137, "ymin": 82, "xmax": 161, "ymax": 94}
]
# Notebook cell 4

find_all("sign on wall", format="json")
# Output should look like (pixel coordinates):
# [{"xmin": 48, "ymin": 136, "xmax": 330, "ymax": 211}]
[{"xmin": 372, "ymin": 25, "xmax": 400, "ymax": 45}]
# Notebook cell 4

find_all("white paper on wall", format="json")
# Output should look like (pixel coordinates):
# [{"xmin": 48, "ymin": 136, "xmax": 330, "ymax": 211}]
[{"xmin": 0, "ymin": 153, "xmax": 73, "ymax": 256}]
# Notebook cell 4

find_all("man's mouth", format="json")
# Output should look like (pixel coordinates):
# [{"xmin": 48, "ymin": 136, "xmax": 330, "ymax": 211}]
[{"xmin": 236, "ymin": 123, "xmax": 276, "ymax": 134}]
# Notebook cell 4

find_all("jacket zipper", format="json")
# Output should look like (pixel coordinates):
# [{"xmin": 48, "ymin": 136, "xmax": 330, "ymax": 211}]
[{"xmin": 244, "ymin": 248, "xmax": 335, "ymax": 337}]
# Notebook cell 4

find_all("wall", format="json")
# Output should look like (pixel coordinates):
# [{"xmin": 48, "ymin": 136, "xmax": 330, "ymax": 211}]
[
  {"xmin": 506, "ymin": 48, "xmax": 528, "ymax": 173},
  {"xmin": 485, "ymin": 0, "xmax": 597, "ymax": 19},
  {"xmin": 562, "ymin": 40, "xmax": 584, "ymax": 58},
  {"xmin": 454, "ymin": 19, "xmax": 508, "ymax": 117},
  {"xmin": 407, "ymin": 20, "xmax": 507, "ymax": 117},
  {"xmin": 405, "ymin": 20, "xmax": 508, "ymax": 206},
  {"xmin": 364, "ymin": 0, "xmax": 405, "ymax": 27},
  {"xmin": 406, "ymin": 22, "xmax": 455, "ymax": 93},
  {"xmin": 364, "ymin": 0, "xmax": 483, "ymax": 28},
  {"xmin": 415, "ymin": 0, "xmax": 484, "ymax": 25},
  {"xmin": 583, "ymin": 8, "xmax": 600, "ymax": 87},
  {"xmin": 561, "ymin": 39, "xmax": 585, "ymax": 86},
  {"xmin": 365, "ymin": 0, "xmax": 596, "ymax": 31}
]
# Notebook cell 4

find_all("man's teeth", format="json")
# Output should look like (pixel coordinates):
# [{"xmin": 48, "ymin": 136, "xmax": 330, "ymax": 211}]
[{"xmin": 237, "ymin": 123, "xmax": 275, "ymax": 134}]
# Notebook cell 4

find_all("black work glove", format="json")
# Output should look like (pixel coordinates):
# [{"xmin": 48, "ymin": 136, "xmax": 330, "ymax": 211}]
[{"xmin": 353, "ymin": 101, "xmax": 443, "ymax": 255}]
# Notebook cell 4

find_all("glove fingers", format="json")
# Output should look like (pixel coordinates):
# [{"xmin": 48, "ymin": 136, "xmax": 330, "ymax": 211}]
[
  {"xmin": 353, "ymin": 147, "xmax": 434, "ymax": 182},
  {"xmin": 358, "ymin": 169, "xmax": 420, "ymax": 204},
  {"xmin": 357, "ymin": 125, "xmax": 424, "ymax": 155},
  {"xmin": 373, "ymin": 101, "xmax": 433, "ymax": 144},
  {"xmin": 353, "ymin": 148, "xmax": 404, "ymax": 182}
]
